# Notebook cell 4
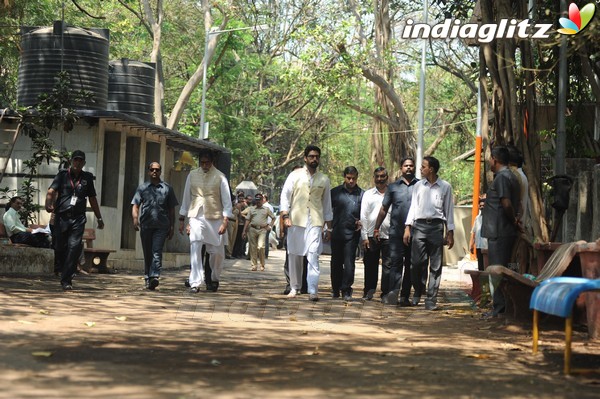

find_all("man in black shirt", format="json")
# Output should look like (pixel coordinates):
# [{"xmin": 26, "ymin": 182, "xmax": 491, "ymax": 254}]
[
  {"xmin": 374, "ymin": 157, "xmax": 418, "ymax": 305},
  {"xmin": 132, "ymin": 162, "xmax": 178, "ymax": 290},
  {"xmin": 45, "ymin": 150, "xmax": 104, "ymax": 291},
  {"xmin": 481, "ymin": 146, "xmax": 521, "ymax": 317},
  {"xmin": 330, "ymin": 166, "xmax": 363, "ymax": 301}
]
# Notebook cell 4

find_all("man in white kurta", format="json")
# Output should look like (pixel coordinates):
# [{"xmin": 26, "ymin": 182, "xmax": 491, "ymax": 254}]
[
  {"xmin": 279, "ymin": 145, "xmax": 333, "ymax": 301},
  {"xmin": 179, "ymin": 151, "xmax": 233, "ymax": 292}
]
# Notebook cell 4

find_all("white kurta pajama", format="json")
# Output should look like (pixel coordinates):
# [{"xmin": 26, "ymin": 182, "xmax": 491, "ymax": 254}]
[
  {"xmin": 280, "ymin": 167, "xmax": 333, "ymax": 295},
  {"xmin": 180, "ymin": 169, "xmax": 233, "ymax": 288}
]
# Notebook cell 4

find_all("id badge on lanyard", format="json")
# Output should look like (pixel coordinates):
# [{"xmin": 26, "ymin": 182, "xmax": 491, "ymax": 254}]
[{"xmin": 68, "ymin": 169, "xmax": 82, "ymax": 207}]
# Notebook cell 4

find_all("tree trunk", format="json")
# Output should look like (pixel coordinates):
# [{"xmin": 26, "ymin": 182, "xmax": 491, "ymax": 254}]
[
  {"xmin": 141, "ymin": 0, "xmax": 165, "ymax": 126},
  {"xmin": 166, "ymin": 0, "xmax": 228, "ymax": 131}
]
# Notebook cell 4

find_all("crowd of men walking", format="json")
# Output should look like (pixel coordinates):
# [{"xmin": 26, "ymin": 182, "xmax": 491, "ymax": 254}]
[{"xmin": 4, "ymin": 143, "xmax": 527, "ymax": 317}]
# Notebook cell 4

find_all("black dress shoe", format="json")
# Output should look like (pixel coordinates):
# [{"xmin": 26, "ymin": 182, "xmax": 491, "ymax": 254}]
[
  {"xmin": 184, "ymin": 279, "xmax": 191, "ymax": 288},
  {"xmin": 61, "ymin": 282, "xmax": 73, "ymax": 291},
  {"xmin": 283, "ymin": 287, "xmax": 291, "ymax": 295},
  {"xmin": 208, "ymin": 281, "xmax": 219, "ymax": 292},
  {"xmin": 332, "ymin": 291, "xmax": 340, "ymax": 299},
  {"xmin": 399, "ymin": 298, "xmax": 413, "ymax": 307},
  {"xmin": 148, "ymin": 277, "xmax": 159, "ymax": 290}
]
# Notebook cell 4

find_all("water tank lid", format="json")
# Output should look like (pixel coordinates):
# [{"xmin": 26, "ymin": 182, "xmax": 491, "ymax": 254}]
[{"xmin": 21, "ymin": 21, "xmax": 109, "ymax": 41}]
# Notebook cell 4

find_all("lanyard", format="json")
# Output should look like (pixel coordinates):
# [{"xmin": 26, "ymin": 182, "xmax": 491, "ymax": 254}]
[{"xmin": 67, "ymin": 169, "xmax": 82, "ymax": 192}]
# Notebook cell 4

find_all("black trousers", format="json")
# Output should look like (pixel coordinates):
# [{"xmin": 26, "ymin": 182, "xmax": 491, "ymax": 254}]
[
  {"xmin": 488, "ymin": 236, "xmax": 517, "ymax": 315},
  {"xmin": 330, "ymin": 236, "xmax": 360, "ymax": 295},
  {"xmin": 10, "ymin": 231, "xmax": 50, "ymax": 248},
  {"xmin": 54, "ymin": 214, "xmax": 86, "ymax": 285},
  {"xmin": 232, "ymin": 226, "xmax": 246, "ymax": 258},
  {"xmin": 384, "ymin": 236, "xmax": 413, "ymax": 300},
  {"xmin": 362, "ymin": 237, "xmax": 390, "ymax": 296}
]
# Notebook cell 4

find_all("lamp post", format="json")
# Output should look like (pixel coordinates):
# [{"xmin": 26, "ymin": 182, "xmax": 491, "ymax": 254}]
[
  {"xmin": 199, "ymin": 25, "xmax": 268, "ymax": 139},
  {"xmin": 416, "ymin": 0, "xmax": 428, "ymax": 177}
]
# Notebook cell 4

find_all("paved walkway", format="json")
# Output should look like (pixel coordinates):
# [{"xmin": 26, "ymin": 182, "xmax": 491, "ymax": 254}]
[{"xmin": 0, "ymin": 248, "xmax": 599, "ymax": 398}]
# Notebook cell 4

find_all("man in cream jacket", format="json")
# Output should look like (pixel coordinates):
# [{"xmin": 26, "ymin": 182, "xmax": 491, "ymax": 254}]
[
  {"xmin": 179, "ymin": 150, "xmax": 233, "ymax": 293},
  {"xmin": 279, "ymin": 145, "xmax": 333, "ymax": 302}
]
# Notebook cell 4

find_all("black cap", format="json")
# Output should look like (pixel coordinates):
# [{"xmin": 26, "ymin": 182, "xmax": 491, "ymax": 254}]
[{"xmin": 71, "ymin": 150, "xmax": 86, "ymax": 160}]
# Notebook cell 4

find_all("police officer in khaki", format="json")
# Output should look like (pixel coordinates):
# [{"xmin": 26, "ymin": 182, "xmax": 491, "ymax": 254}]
[{"xmin": 242, "ymin": 193, "xmax": 275, "ymax": 271}]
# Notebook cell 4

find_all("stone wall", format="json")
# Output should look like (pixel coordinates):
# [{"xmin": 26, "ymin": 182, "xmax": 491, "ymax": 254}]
[
  {"xmin": 562, "ymin": 160, "xmax": 599, "ymax": 242},
  {"xmin": 0, "ymin": 245, "xmax": 53, "ymax": 274}
]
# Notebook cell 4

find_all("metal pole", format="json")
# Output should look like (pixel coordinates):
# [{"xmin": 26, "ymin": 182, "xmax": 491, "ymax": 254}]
[
  {"xmin": 471, "ymin": 83, "xmax": 483, "ymax": 258},
  {"xmin": 556, "ymin": 0, "xmax": 568, "ymax": 175},
  {"xmin": 199, "ymin": 30, "xmax": 210, "ymax": 139},
  {"xmin": 416, "ymin": 0, "xmax": 428, "ymax": 178},
  {"xmin": 197, "ymin": 25, "xmax": 268, "ymax": 139}
]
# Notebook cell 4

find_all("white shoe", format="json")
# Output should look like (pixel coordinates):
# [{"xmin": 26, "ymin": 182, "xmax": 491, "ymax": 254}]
[{"xmin": 287, "ymin": 289, "xmax": 297, "ymax": 298}]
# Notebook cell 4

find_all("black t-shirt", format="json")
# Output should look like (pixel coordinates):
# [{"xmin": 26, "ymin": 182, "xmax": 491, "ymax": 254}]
[
  {"xmin": 49, "ymin": 169, "xmax": 97, "ymax": 215},
  {"xmin": 331, "ymin": 184, "xmax": 363, "ymax": 240}
]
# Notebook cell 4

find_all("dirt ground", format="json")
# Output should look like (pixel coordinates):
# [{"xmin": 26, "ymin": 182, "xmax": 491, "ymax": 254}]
[{"xmin": 1, "ymin": 248, "xmax": 599, "ymax": 399}]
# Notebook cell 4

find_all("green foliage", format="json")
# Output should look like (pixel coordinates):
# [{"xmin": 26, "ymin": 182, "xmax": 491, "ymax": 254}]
[{"xmin": 15, "ymin": 71, "xmax": 82, "ymax": 223}]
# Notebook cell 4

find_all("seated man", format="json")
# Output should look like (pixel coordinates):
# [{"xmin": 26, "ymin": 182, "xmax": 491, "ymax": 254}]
[{"xmin": 3, "ymin": 196, "xmax": 50, "ymax": 248}]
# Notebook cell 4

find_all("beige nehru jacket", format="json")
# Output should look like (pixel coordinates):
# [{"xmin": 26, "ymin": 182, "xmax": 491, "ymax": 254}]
[
  {"xmin": 289, "ymin": 169, "xmax": 329, "ymax": 228},
  {"xmin": 187, "ymin": 167, "xmax": 224, "ymax": 219}
]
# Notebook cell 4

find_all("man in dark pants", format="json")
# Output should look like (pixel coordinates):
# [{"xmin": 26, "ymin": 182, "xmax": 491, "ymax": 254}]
[
  {"xmin": 481, "ymin": 146, "xmax": 521, "ymax": 317},
  {"xmin": 374, "ymin": 158, "xmax": 418, "ymax": 305},
  {"xmin": 132, "ymin": 162, "xmax": 179, "ymax": 290},
  {"xmin": 330, "ymin": 166, "xmax": 363, "ymax": 301},
  {"xmin": 45, "ymin": 150, "xmax": 104, "ymax": 291},
  {"xmin": 403, "ymin": 156, "xmax": 455, "ymax": 311},
  {"xmin": 3, "ymin": 196, "xmax": 50, "ymax": 247},
  {"xmin": 360, "ymin": 167, "xmax": 390, "ymax": 300}
]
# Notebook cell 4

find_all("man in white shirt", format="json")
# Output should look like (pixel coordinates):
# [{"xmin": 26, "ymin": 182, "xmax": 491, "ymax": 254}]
[
  {"xmin": 279, "ymin": 145, "xmax": 333, "ymax": 302},
  {"xmin": 403, "ymin": 156, "xmax": 455, "ymax": 310},
  {"xmin": 3, "ymin": 196, "xmax": 50, "ymax": 248},
  {"xmin": 360, "ymin": 167, "xmax": 391, "ymax": 300},
  {"xmin": 178, "ymin": 150, "xmax": 233, "ymax": 293}
]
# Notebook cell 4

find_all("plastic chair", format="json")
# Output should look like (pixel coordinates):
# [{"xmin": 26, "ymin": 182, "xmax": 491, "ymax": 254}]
[{"xmin": 530, "ymin": 277, "xmax": 600, "ymax": 374}]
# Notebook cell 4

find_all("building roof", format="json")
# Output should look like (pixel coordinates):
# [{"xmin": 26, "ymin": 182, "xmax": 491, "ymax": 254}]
[{"xmin": 77, "ymin": 110, "xmax": 229, "ymax": 154}]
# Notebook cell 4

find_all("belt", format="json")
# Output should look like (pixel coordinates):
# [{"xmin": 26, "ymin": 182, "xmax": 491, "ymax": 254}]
[
  {"xmin": 415, "ymin": 218, "xmax": 444, "ymax": 224},
  {"xmin": 251, "ymin": 224, "xmax": 267, "ymax": 229},
  {"xmin": 58, "ymin": 210, "xmax": 84, "ymax": 219}
]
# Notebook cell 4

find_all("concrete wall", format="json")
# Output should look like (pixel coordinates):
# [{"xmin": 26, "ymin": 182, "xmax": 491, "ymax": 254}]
[
  {"xmin": 562, "ymin": 159, "xmax": 599, "ymax": 242},
  {"xmin": 444, "ymin": 205, "xmax": 472, "ymax": 266}
]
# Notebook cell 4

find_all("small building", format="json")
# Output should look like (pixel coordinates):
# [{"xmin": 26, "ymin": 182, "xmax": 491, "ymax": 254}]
[{"xmin": 0, "ymin": 109, "xmax": 231, "ymax": 270}]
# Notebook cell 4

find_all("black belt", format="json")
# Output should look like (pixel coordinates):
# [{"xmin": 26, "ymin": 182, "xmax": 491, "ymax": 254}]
[
  {"xmin": 415, "ymin": 218, "xmax": 444, "ymax": 224},
  {"xmin": 58, "ymin": 211, "xmax": 84, "ymax": 219}
]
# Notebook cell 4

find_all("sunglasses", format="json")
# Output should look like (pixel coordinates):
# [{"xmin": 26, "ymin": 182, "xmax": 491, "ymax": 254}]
[{"xmin": 149, "ymin": 168, "xmax": 161, "ymax": 172}]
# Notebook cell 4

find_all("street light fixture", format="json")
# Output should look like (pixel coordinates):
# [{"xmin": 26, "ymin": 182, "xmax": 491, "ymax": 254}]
[{"xmin": 199, "ymin": 24, "xmax": 269, "ymax": 139}]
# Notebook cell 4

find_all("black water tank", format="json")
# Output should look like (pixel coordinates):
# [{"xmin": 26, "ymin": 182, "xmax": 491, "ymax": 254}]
[
  {"xmin": 107, "ymin": 59, "xmax": 155, "ymax": 122},
  {"xmin": 17, "ymin": 21, "xmax": 109, "ymax": 109}
]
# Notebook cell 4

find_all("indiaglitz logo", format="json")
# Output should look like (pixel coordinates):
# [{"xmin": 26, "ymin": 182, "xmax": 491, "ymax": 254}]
[
  {"xmin": 557, "ymin": 2, "xmax": 596, "ymax": 35},
  {"xmin": 401, "ymin": 2, "xmax": 596, "ymax": 42}
]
